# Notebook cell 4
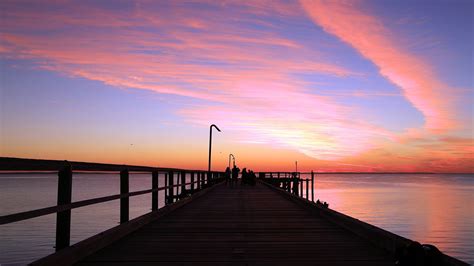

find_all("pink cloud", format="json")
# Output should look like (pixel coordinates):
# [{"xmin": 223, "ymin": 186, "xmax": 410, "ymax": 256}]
[
  {"xmin": 300, "ymin": 0, "xmax": 459, "ymax": 133},
  {"xmin": 179, "ymin": 77, "xmax": 393, "ymax": 160},
  {"xmin": 4, "ymin": 0, "xmax": 469, "ymax": 168},
  {"xmin": 1, "ymin": 1, "xmax": 389, "ymax": 161}
]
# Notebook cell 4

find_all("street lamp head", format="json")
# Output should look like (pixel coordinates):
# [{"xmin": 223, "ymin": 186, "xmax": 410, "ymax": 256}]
[
  {"xmin": 211, "ymin": 124, "xmax": 221, "ymax": 132},
  {"xmin": 208, "ymin": 123, "xmax": 221, "ymax": 173}
]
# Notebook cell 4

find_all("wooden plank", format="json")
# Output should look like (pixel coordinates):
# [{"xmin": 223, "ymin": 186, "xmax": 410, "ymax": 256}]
[
  {"xmin": 28, "ymin": 179, "xmax": 467, "ymax": 266},
  {"xmin": 77, "ymin": 183, "xmax": 395, "ymax": 265}
]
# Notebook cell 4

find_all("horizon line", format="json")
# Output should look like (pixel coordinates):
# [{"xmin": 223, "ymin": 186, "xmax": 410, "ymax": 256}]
[{"xmin": 0, "ymin": 157, "xmax": 472, "ymax": 175}]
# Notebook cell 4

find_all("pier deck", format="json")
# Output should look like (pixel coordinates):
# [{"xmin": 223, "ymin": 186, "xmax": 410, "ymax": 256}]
[{"xmin": 76, "ymin": 182, "xmax": 393, "ymax": 265}]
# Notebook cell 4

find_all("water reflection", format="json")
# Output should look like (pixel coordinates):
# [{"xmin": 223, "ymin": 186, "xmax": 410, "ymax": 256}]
[
  {"xmin": 310, "ymin": 174, "xmax": 473, "ymax": 263},
  {"xmin": 0, "ymin": 173, "xmax": 472, "ymax": 264}
]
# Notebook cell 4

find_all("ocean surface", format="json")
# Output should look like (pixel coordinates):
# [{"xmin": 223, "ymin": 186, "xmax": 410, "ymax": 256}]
[{"xmin": 0, "ymin": 173, "xmax": 473, "ymax": 265}]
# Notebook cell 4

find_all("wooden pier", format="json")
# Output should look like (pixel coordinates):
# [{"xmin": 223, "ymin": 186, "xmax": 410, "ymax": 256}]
[
  {"xmin": 0, "ymin": 157, "xmax": 469, "ymax": 266},
  {"xmin": 75, "ymin": 181, "xmax": 393, "ymax": 265}
]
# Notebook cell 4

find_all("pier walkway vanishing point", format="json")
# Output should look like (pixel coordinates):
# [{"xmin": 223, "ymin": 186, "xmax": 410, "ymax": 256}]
[{"xmin": 0, "ymin": 157, "xmax": 469, "ymax": 266}]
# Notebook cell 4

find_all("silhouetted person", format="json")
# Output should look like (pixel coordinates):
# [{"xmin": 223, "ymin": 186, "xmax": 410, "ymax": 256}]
[
  {"xmin": 249, "ymin": 170, "xmax": 256, "ymax": 185},
  {"xmin": 225, "ymin": 167, "xmax": 231, "ymax": 184},
  {"xmin": 231, "ymin": 165, "xmax": 240, "ymax": 186},
  {"xmin": 241, "ymin": 168, "xmax": 248, "ymax": 185}
]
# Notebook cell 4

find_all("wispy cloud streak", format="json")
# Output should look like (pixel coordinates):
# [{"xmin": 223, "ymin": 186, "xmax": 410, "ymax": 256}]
[{"xmin": 300, "ymin": 0, "xmax": 459, "ymax": 133}]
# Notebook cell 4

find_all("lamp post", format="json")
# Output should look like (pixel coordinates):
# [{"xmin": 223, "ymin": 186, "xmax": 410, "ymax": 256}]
[
  {"xmin": 208, "ymin": 124, "xmax": 221, "ymax": 178},
  {"xmin": 295, "ymin": 161, "xmax": 298, "ymax": 173},
  {"xmin": 229, "ymin": 154, "xmax": 235, "ymax": 169}
]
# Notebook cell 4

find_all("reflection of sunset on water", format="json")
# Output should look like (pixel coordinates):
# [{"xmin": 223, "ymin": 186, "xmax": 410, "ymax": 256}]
[{"xmin": 308, "ymin": 174, "xmax": 473, "ymax": 262}]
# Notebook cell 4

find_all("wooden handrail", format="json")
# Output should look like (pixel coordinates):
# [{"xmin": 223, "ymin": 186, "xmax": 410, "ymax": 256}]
[
  {"xmin": 0, "ymin": 157, "xmax": 225, "ymax": 251},
  {"xmin": 0, "ymin": 180, "xmax": 202, "ymax": 225},
  {"xmin": 258, "ymin": 171, "xmax": 315, "ymax": 202},
  {"xmin": 0, "ymin": 157, "xmax": 209, "ymax": 172}
]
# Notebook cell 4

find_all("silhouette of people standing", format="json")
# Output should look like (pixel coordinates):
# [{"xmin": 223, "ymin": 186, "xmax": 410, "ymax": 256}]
[
  {"xmin": 249, "ymin": 170, "xmax": 256, "ymax": 185},
  {"xmin": 241, "ymin": 168, "xmax": 248, "ymax": 185},
  {"xmin": 231, "ymin": 165, "xmax": 240, "ymax": 186},
  {"xmin": 225, "ymin": 167, "xmax": 231, "ymax": 184},
  {"xmin": 241, "ymin": 168, "xmax": 256, "ymax": 186}
]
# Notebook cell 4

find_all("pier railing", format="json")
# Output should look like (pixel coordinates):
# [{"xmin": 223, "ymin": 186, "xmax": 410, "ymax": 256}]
[
  {"xmin": 257, "ymin": 171, "xmax": 468, "ymax": 266},
  {"xmin": 0, "ymin": 157, "xmax": 224, "ymax": 251},
  {"xmin": 258, "ymin": 171, "xmax": 317, "ymax": 203}
]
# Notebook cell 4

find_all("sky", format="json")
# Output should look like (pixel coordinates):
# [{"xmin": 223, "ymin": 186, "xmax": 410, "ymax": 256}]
[{"xmin": 0, "ymin": 0, "xmax": 472, "ymax": 172}]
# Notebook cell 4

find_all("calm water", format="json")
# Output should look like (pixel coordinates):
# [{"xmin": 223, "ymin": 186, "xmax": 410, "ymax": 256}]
[{"xmin": 0, "ymin": 173, "xmax": 473, "ymax": 265}]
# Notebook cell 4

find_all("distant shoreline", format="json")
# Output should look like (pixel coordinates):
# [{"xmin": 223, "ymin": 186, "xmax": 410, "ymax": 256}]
[
  {"xmin": 0, "ymin": 171, "xmax": 472, "ymax": 175},
  {"xmin": 0, "ymin": 157, "xmax": 473, "ymax": 175}
]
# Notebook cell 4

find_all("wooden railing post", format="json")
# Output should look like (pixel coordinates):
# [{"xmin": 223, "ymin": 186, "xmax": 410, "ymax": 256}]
[
  {"xmin": 300, "ymin": 178, "xmax": 303, "ymax": 198},
  {"xmin": 292, "ymin": 178, "xmax": 299, "ymax": 195},
  {"xmin": 55, "ymin": 164, "xmax": 72, "ymax": 251},
  {"xmin": 175, "ymin": 173, "xmax": 179, "ymax": 197},
  {"xmin": 181, "ymin": 171, "xmax": 186, "ymax": 196},
  {"xmin": 190, "ymin": 172, "xmax": 195, "ymax": 192},
  {"xmin": 175, "ymin": 173, "xmax": 179, "ymax": 196},
  {"xmin": 167, "ymin": 171, "xmax": 174, "ymax": 204},
  {"xmin": 197, "ymin": 172, "xmax": 201, "ymax": 190},
  {"xmin": 120, "ymin": 169, "xmax": 129, "ymax": 224},
  {"xmin": 306, "ymin": 179, "xmax": 309, "ymax": 201},
  {"xmin": 164, "ymin": 173, "xmax": 168, "ymax": 203},
  {"xmin": 311, "ymin": 171, "xmax": 314, "ymax": 202},
  {"xmin": 152, "ymin": 171, "xmax": 158, "ymax": 211}
]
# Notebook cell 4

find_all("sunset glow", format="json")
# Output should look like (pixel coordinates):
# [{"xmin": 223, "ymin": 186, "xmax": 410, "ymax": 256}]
[{"xmin": 1, "ymin": 1, "xmax": 472, "ymax": 172}]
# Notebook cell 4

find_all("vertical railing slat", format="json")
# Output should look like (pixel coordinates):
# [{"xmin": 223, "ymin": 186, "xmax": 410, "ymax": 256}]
[
  {"xmin": 306, "ymin": 179, "xmax": 309, "ymax": 201},
  {"xmin": 120, "ymin": 169, "xmax": 129, "ymax": 224},
  {"xmin": 311, "ymin": 171, "xmax": 314, "ymax": 202},
  {"xmin": 55, "ymin": 164, "xmax": 72, "ymax": 251},
  {"xmin": 300, "ymin": 178, "xmax": 303, "ymax": 198},
  {"xmin": 175, "ymin": 173, "xmax": 179, "ymax": 197},
  {"xmin": 152, "ymin": 171, "xmax": 158, "ymax": 211},
  {"xmin": 167, "ymin": 171, "xmax": 174, "ymax": 204},
  {"xmin": 164, "ymin": 173, "xmax": 168, "ymax": 204},
  {"xmin": 181, "ymin": 171, "xmax": 186, "ymax": 197},
  {"xmin": 197, "ymin": 172, "xmax": 201, "ymax": 190}
]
